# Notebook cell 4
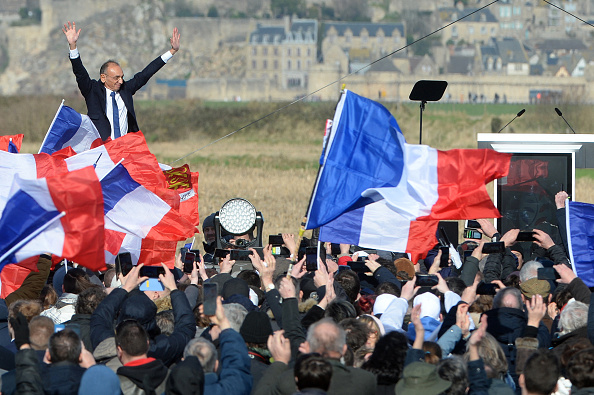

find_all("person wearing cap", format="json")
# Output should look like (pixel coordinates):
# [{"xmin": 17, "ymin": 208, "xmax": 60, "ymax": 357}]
[{"xmin": 202, "ymin": 212, "xmax": 217, "ymax": 255}]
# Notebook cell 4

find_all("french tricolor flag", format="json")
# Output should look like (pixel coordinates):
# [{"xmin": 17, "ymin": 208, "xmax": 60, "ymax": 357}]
[
  {"xmin": 306, "ymin": 90, "xmax": 511, "ymax": 260},
  {"xmin": 101, "ymin": 164, "xmax": 195, "ymax": 241},
  {"xmin": 0, "ymin": 166, "xmax": 104, "ymax": 271},
  {"xmin": 39, "ymin": 101, "xmax": 101, "ymax": 155}
]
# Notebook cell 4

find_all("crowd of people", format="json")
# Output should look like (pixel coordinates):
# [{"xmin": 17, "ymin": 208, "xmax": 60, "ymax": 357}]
[{"xmin": 0, "ymin": 190, "xmax": 593, "ymax": 395}]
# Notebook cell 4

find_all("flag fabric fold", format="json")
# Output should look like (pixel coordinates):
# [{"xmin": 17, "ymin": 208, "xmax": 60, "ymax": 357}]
[
  {"xmin": 0, "ymin": 166, "xmax": 104, "ymax": 271},
  {"xmin": 566, "ymin": 200, "xmax": 594, "ymax": 286},
  {"xmin": 39, "ymin": 102, "xmax": 101, "ymax": 155},
  {"xmin": 101, "ymin": 163, "xmax": 196, "ymax": 240},
  {"xmin": 164, "ymin": 164, "xmax": 200, "ymax": 227},
  {"xmin": 306, "ymin": 90, "xmax": 511, "ymax": 258}
]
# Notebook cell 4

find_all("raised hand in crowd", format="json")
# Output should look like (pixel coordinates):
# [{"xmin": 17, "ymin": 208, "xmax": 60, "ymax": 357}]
[
  {"xmin": 500, "ymin": 228, "xmax": 520, "ymax": 248},
  {"xmin": 313, "ymin": 257, "xmax": 330, "ymax": 289},
  {"xmin": 365, "ymin": 253, "xmax": 381, "ymax": 274},
  {"xmin": 268, "ymin": 330, "xmax": 291, "ymax": 365},
  {"xmin": 250, "ymin": 246, "xmax": 276, "ymax": 289},
  {"xmin": 433, "ymin": 273, "xmax": 450, "ymax": 294},
  {"xmin": 121, "ymin": 263, "xmax": 149, "ymax": 292},
  {"xmin": 278, "ymin": 277, "xmax": 297, "ymax": 300},
  {"xmin": 476, "ymin": 218, "xmax": 497, "ymax": 238},
  {"xmin": 400, "ymin": 275, "xmax": 419, "ymax": 302},
  {"xmin": 553, "ymin": 263, "xmax": 576, "ymax": 284},
  {"xmin": 158, "ymin": 263, "xmax": 177, "ymax": 291},
  {"xmin": 196, "ymin": 254, "xmax": 209, "ymax": 282},
  {"xmin": 318, "ymin": 276, "xmax": 336, "ymax": 310},
  {"xmin": 281, "ymin": 233, "xmax": 297, "ymax": 257},
  {"xmin": 219, "ymin": 252, "xmax": 235, "ymax": 274},
  {"xmin": 555, "ymin": 191, "xmax": 569, "ymax": 209},
  {"xmin": 461, "ymin": 276, "xmax": 480, "ymax": 304},
  {"xmin": 526, "ymin": 294, "xmax": 547, "ymax": 328},
  {"xmin": 468, "ymin": 315, "xmax": 488, "ymax": 361},
  {"xmin": 411, "ymin": 303, "xmax": 424, "ymax": 350},
  {"xmin": 456, "ymin": 303, "xmax": 471, "ymax": 339},
  {"xmin": 471, "ymin": 240, "xmax": 485, "ymax": 260},
  {"xmin": 532, "ymin": 228, "xmax": 555, "ymax": 250},
  {"xmin": 290, "ymin": 255, "xmax": 307, "ymax": 279}
]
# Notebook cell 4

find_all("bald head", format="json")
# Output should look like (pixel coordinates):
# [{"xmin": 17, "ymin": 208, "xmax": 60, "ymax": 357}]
[{"xmin": 307, "ymin": 318, "xmax": 346, "ymax": 358}]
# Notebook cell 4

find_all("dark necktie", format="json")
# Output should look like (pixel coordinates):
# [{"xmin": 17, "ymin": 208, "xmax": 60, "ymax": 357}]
[{"xmin": 111, "ymin": 91, "xmax": 121, "ymax": 138}]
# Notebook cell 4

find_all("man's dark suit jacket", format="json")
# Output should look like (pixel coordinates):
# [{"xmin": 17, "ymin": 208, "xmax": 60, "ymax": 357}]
[{"xmin": 69, "ymin": 55, "xmax": 167, "ymax": 140}]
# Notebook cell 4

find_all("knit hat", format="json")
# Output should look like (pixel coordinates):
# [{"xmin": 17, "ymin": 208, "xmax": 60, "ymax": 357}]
[
  {"xmin": 413, "ymin": 292, "xmax": 441, "ymax": 321},
  {"xmin": 222, "ymin": 278, "xmax": 250, "ymax": 300},
  {"xmin": 519, "ymin": 278, "xmax": 551, "ymax": 299},
  {"xmin": 202, "ymin": 212, "xmax": 216, "ymax": 230},
  {"xmin": 373, "ymin": 294, "xmax": 397, "ymax": 316},
  {"xmin": 240, "ymin": 311, "xmax": 273, "ymax": 344},
  {"xmin": 395, "ymin": 362, "xmax": 452, "ymax": 395},
  {"xmin": 78, "ymin": 365, "xmax": 121, "ymax": 395}
]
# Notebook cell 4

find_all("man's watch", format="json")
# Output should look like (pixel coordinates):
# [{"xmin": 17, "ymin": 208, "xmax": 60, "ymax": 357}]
[{"xmin": 266, "ymin": 283, "xmax": 275, "ymax": 291}]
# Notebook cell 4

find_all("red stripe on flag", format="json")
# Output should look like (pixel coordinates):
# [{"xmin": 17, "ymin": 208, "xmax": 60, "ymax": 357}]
[
  {"xmin": 0, "ymin": 134, "xmax": 24, "ymax": 152},
  {"xmin": 139, "ymin": 239, "xmax": 178, "ymax": 268},
  {"xmin": 34, "ymin": 153, "xmax": 69, "ymax": 178},
  {"xmin": 406, "ymin": 220, "xmax": 439, "ymax": 264},
  {"xmin": 418, "ymin": 149, "xmax": 511, "ymax": 221},
  {"xmin": 0, "ymin": 264, "xmax": 31, "ymax": 298},
  {"xmin": 46, "ymin": 166, "xmax": 106, "ymax": 271}
]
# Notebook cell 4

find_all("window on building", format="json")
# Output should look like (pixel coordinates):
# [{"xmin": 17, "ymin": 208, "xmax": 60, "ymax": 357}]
[
  {"xmin": 297, "ymin": 60, "xmax": 301, "ymax": 70},
  {"xmin": 452, "ymin": 26, "xmax": 458, "ymax": 38},
  {"xmin": 274, "ymin": 47, "xmax": 278, "ymax": 56},
  {"xmin": 263, "ymin": 60, "xmax": 267, "ymax": 69},
  {"xmin": 469, "ymin": 26, "xmax": 475, "ymax": 35},
  {"xmin": 288, "ymin": 78, "xmax": 301, "ymax": 87},
  {"xmin": 297, "ymin": 48, "xmax": 301, "ymax": 56},
  {"xmin": 481, "ymin": 26, "xmax": 487, "ymax": 35},
  {"xmin": 287, "ymin": 48, "xmax": 291, "ymax": 56},
  {"xmin": 274, "ymin": 60, "xmax": 279, "ymax": 69},
  {"xmin": 307, "ymin": 48, "xmax": 311, "ymax": 56},
  {"xmin": 287, "ymin": 60, "xmax": 291, "ymax": 70},
  {"xmin": 263, "ymin": 47, "xmax": 268, "ymax": 55},
  {"xmin": 252, "ymin": 60, "xmax": 257, "ymax": 69},
  {"xmin": 252, "ymin": 47, "xmax": 257, "ymax": 55}
]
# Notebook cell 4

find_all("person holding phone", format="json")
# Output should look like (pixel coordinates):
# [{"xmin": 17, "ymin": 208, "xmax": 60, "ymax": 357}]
[{"xmin": 90, "ymin": 263, "xmax": 196, "ymax": 368}]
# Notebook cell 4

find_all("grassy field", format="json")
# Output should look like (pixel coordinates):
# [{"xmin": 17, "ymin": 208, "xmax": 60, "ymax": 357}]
[{"xmin": 10, "ymin": 95, "xmax": 594, "ymax": 240}]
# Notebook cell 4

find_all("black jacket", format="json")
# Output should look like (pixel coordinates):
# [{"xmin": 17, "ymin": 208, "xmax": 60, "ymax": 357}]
[
  {"xmin": 70, "ymin": 54, "xmax": 166, "ymax": 140},
  {"xmin": 90, "ymin": 288, "xmax": 196, "ymax": 367},
  {"xmin": 117, "ymin": 358, "xmax": 169, "ymax": 395}
]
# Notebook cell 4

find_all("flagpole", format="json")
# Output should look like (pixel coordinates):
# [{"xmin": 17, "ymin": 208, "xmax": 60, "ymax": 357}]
[
  {"xmin": 0, "ymin": 211, "xmax": 66, "ymax": 264},
  {"xmin": 39, "ymin": 99, "xmax": 65, "ymax": 154},
  {"xmin": 293, "ymin": 88, "xmax": 347, "ymax": 260}
]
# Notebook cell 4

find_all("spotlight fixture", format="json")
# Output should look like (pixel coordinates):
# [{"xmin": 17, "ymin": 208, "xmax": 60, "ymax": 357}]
[{"xmin": 214, "ymin": 198, "xmax": 264, "ymax": 250}]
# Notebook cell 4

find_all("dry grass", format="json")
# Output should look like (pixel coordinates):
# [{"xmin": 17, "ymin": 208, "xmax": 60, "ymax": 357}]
[{"xmin": 11, "ymin": 96, "xmax": 594, "ymax": 241}]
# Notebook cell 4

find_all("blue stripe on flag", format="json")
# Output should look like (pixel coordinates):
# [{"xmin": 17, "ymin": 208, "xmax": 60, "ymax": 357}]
[
  {"xmin": 306, "ymin": 90, "xmax": 405, "ymax": 229},
  {"xmin": 100, "ymin": 164, "xmax": 141, "ymax": 214},
  {"xmin": 8, "ymin": 140, "xmax": 18, "ymax": 153},
  {"xmin": 319, "ymin": 205, "xmax": 365, "ymax": 246},
  {"xmin": 40, "ymin": 106, "xmax": 83, "ymax": 154},
  {"xmin": 0, "ymin": 190, "xmax": 60, "ymax": 266},
  {"xmin": 568, "ymin": 200, "xmax": 594, "ymax": 287}
]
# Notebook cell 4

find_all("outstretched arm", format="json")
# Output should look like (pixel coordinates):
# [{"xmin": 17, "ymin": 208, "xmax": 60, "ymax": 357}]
[{"xmin": 62, "ymin": 21, "xmax": 80, "ymax": 50}]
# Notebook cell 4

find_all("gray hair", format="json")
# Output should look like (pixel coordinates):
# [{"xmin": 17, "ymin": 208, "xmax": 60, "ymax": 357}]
[
  {"xmin": 493, "ymin": 287, "xmax": 523, "ymax": 310},
  {"xmin": 222, "ymin": 303, "xmax": 248, "ymax": 332},
  {"xmin": 558, "ymin": 300, "xmax": 588, "ymax": 336},
  {"xmin": 306, "ymin": 318, "xmax": 346, "ymax": 356},
  {"xmin": 519, "ymin": 260, "xmax": 543, "ymax": 283},
  {"xmin": 184, "ymin": 337, "xmax": 217, "ymax": 373}
]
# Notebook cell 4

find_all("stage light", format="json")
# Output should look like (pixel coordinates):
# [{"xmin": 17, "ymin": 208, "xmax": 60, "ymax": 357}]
[{"xmin": 219, "ymin": 198, "xmax": 257, "ymax": 235}]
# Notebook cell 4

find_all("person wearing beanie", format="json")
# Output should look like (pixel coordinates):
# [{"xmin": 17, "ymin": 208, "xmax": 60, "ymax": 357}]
[
  {"xmin": 240, "ymin": 311, "xmax": 274, "ymax": 389},
  {"xmin": 202, "ymin": 213, "xmax": 217, "ymax": 254}
]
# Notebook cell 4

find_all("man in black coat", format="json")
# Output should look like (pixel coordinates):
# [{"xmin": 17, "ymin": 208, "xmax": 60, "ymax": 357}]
[{"xmin": 62, "ymin": 21, "xmax": 180, "ymax": 140}]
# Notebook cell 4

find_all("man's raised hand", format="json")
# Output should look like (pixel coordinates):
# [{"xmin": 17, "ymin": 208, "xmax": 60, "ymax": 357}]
[{"xmin": 62, "ymin": 21, "xmax": 80, "ymax": 49}]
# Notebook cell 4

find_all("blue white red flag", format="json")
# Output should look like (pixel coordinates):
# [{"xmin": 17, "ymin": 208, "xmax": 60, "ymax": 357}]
[
  {"xmin": 0, "ymin": 167, "xmax": 104, "ymax": 271},
  {"xmin": 306, "ymin": 90, "xmax": 511, "ymax": 259},
  {"xmin": 101, "ymin": 163, "xmax": 195, "ymax": 240},
  {"xmin": 39, "ymin": 102, "xmax": 101, "ymax": 155},
  {"xmin": 565, "ymin": 199, "xmax": 594, "ymax": 286}
]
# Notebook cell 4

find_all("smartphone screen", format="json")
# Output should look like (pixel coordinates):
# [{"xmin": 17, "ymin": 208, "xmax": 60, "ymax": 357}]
[
  {"xmin": 139, "ymin": 266, "xmax": 165, "ymax": 278},
  {"xmin": 476, "ymin": 282, "xmax": 497, "ymax": 295},
  {"xmin": 183, "ymin": 252, "xmax": 196, "ymax": 273},
  {"xmin": 214, "ymin": 249, "xmax": 230, "ymax": 259},
  {"xmin": 537, "ymin": 267, "xmax": 559, "ymax": 281},
  {"xmin": 465, "ymin": 220, "xmax": 481, "ymax": 229},
  {"xmin": 439, "ymin": 245, "xmax": 450, "ymax": 267},
  {"xmin": 463, "ymin": 228, "xmax": 482, "ymax": 240},
  {"xmin": 305, "ymin": 246, "xmax": 318, "ymax": 271},
  {"xmin": 229, "ymin": 249, "xmax": 252, "ymax": 261},
  {"xmin": 482, "ymin": 242, "xmax": 505, "ymax": 254},
  {"xmin": 416, "ymin": 274, "xmax": 439, "ymax": 287},
  {"xmin": 203, "ymin": 283, "xmax": 218, "ymax": 315},
  {"xmin": 115, "ymin": 253, "xmax": 133, "ymax": 277},
  {"xmin": 517, "ymin": 231, "xmax": 536, "ymax": 242},
  {"xmin": 269, "ymin": 234, "xmax": 284, "ymax": 246},
  {"xmin": 189, "ymin": 249, "xmax": 201, "ymax": 260}
]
